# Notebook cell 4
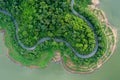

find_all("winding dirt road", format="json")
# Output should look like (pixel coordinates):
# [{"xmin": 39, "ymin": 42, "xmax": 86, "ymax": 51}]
[{"xmin": 0, "ymin": 0, "xmax": 98, "ymax": 58}]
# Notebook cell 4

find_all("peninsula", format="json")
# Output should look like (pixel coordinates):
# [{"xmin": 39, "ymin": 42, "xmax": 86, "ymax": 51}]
[{"xmin": 0, "ymin": 0, "xmax": 116, "ymax": 73}]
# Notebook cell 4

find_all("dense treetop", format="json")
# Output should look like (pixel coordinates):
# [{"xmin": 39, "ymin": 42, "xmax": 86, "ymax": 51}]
[
  {"xmin": 0, "ymin": 0, "xmax": 96, "ymax": 55},
  {"xmin": 0, "ymin": 0, "xmax": 108, "ymax": 69}
]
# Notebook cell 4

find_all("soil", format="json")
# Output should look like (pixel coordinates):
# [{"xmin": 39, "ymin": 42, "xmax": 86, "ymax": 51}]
[{"xmin": 52, "ymin": 51, "xmax": 61, "ymax": 63}]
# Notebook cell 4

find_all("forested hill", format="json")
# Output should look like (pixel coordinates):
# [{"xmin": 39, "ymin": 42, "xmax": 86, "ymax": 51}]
[{"xmin": 0, "ymin": 0, "xmax": 108, "ymax": 71}]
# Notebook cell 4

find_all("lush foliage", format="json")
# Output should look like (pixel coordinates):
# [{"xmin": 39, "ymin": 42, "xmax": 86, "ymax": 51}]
[{"xmin": 0, "ymin": 0, "xmax": 107, "ymax": 69}]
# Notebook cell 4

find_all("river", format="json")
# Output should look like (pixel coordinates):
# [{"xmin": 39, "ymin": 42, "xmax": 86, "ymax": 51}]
[{"xmin": 0, "ymin": 0, "xmax": 120, "ymax": 80}]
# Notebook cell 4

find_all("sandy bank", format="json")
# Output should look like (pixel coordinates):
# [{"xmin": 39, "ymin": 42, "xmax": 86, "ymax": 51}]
[{"xmin": 92, "ymin": 0, "xmax": 99, "ymax": 6}]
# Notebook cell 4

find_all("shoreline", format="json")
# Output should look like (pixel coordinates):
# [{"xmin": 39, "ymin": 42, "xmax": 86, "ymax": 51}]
[
  {"xmin": 0, "ymin": 30, "xmax": 40, "ymax": 69},
  {"xmin": 92, "ymin": 0, "xmax": 100, "ymax": 7},
  {"xmin": 62, "ymin": 27, "xmax": 117, "ymax": 74},
  {"xmin": 0, "ymin": 0, "xmax": 117, "ymax": 74},
  {"xmin": 91, "ymin": 0, "xmax": 117, "ymax": 55},
  {"xmin": 61, "ymin": 0, "xmax": 117, "ymax": 74},
  {"xmin": 0, "ymin": 31, "xmax": 61, "ymax": 69}
]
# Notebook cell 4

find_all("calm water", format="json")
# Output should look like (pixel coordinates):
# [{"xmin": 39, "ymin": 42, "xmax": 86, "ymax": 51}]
[{"xmin": 0, "ymin": 0, "xmax": 120, "ymax": 80}]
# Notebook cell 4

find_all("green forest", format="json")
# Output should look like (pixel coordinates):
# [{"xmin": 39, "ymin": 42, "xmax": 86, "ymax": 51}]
[{"xmin": 0, "ymin": 0, "xmax": 108, "ymax": 71}]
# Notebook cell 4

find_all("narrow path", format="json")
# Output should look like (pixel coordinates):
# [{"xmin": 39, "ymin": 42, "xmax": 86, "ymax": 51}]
[
  {"xmin": 0, "ymin": 0, "xmax": 98, "ymax": 58},
  {"xmin": 71, "ymin": 0, "xmax": 98, "ymax": 58}
]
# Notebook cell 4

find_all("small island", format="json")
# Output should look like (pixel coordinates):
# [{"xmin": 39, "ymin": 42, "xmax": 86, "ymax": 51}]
[{"xmin": 0, "ymin": 0, "xmax": 116, "ymax": 73}]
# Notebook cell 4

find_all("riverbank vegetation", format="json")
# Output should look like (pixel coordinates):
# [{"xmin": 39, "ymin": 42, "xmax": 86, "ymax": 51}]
[{"xmin": 0, "ymin": 0, "xmax": 115, "ymax": 73}]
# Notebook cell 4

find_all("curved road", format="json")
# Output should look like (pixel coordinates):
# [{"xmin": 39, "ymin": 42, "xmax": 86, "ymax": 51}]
[{"xmin": 0, "ymin": 0, "xmax": 98, "ymax": 58}]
